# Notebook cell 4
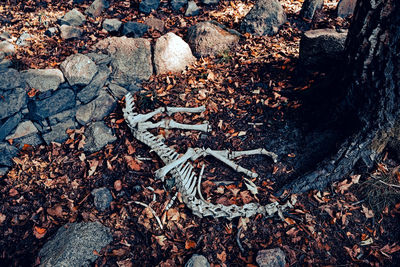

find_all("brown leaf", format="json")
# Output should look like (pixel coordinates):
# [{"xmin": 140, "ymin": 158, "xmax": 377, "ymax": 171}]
[
  {"xmin": 114, "ymin": 180, "xmax": 122, "ymax": 191},
  {"xmin": 0, "ymin": 213, "xmax": 6, "ymax": 224},
  {"xmin": 47, "ymin": 205, "xmax": 63, "ymax": 217},
  {"xmin": 217, "ymin": 250, "xmax": 227, "ymax": 263},
  {"xmin": 33, "ymin": 226, "xmax": 47, "ymax": 239},
  {"xmin": 125, "ymin": 156, "xmax": 141, "ymax": 171},
  {"xmin": 362, "ymin": 205, "xmax": 374, "ymax": 219},
  {"xmin": 185, "ymin": 239, "xmax": 196, "ymax": 250}
]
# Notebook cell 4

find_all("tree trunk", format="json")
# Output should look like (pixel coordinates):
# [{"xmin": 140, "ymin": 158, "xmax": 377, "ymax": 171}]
[{"xmin": 283, "ymin": 0, "xmax": 400, "ymax": 193}]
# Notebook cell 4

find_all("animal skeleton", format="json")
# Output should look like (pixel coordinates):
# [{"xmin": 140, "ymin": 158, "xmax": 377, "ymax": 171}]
[{"xmin": 124, "ymin": 93, "xmax": 295, "ymax": 220}]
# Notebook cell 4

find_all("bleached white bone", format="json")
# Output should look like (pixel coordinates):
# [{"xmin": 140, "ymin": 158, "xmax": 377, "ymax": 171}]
[
  {"xmin": 212, "ymin": 148, "xmax": 278, "ymax": 163},
  {"xmin": 154, "ymin": 148, "xmax": 197, "ymax": 180},
  {"xmin": 138, "ymin": 119, "xmax": 210, "ymax": 132},
  {"xmin": 126, "ymin": 107, "xmax": 164, "ymax": 127},
  {"xmin": 166, "ymin": 106, "xmax": 206, "ymax": 115}
]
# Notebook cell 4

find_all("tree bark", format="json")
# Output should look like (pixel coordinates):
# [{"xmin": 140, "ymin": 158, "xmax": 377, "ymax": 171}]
[{"xmin": 283, "ymin": 0, "xmax": 400, "ymax": 193}]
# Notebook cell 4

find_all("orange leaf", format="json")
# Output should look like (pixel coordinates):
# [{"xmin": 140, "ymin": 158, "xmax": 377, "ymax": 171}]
[
  {"xmin": 125, "ymin": 156, "xmax": 141, "ymax": 171},
  {"xmin": 34, "ymin": 226, "xmax": 47, "ymax": 239},
  {"xmin": 185, "ymin": 240, "xmax": 196, "ymax": 250},
  {"xmin": 217, "ymin": 251, "xmax": 227, "ymax": 263}
]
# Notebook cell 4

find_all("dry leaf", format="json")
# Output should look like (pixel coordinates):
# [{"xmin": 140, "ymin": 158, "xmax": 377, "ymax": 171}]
[
  {"xmin": 33, "ymin": 226, "xmax": 47, "ymax": 239},
  {"xmin": 125, "ymin": 155, "xmax": 141, "ymax": 171},
  {"xmin": 217, "ymin": 250, "xmax": 227, "ymax": 263},
  {"xmin": 114, "ymin": 180, "xmax": 122, "ymax": 191},
  {"xmin": 185, "ymin": 239, "xmax": 196, "ymax": 249},
  {"xmin": 361, "ymin": 205, "xmax": 375, "ymax": 218}
]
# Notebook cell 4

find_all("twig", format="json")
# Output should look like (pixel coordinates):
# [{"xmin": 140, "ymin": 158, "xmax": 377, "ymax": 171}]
[
  {"xmin": 377, "ymin": 180, "xmax": 400, "ymax": 189},
  {"xmin": 134, "ymin": 201, "xmax": 163, "ymax": 230},
  {"xmin": 236, "ymin": 227, "xmax": 245, "ymax": 254}
]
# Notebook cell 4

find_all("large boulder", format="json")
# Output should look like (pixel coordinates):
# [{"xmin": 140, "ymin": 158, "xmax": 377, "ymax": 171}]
[
  {"xmin": 187, "ymin": 21, "xmax": 240, "ymax": 57},
  {"xmin": 28, "ymin": 88, "xmax": 76, "ymax": 120},
  {"xmin": 0, "ymin": 68, "xmax": 23, "ymax": 90},
  {"xmin": 77, "ymin": 64, "xmax": 111, "ymax": 104},
  {"xmin": 139, "ymin": 0, "xmax": 160, "ymax": 14},
  {"xmin": 39, "ymin": 222, "xmax": 112, "ymax": 267},
  {"xmin": 83, "ymin": 121, "xmax": 116, "ymax": 153},
  {"xmin": 144, "ymin": 17, "xmax": 165, "ymax": 32},
  {"xmin": 299, "ymin": 28, "xmax": 348, "ymax": 67},
  {"xmin": 256, "ymin": 248, "xmax": 286, "ymax": 267},
  {"xmin": 0, "ymin": 41, "xmax": 15, "ymax": 56},
  {"xmin": 154, "ymin": 32, "xmax": 195, "ymax": 74},
  {"xmin": 0, "ymin": 87, "xmax": 27, "ymax": 120},
  {"xmin": 93, "ymin": 37, "xmax": 153, "ymax": 87},
  {"xmin": 21, "ymin": 69, "xmax": 65, "ymax": 93},
  {"xmin": 300, "ymin": 0, "xmax": 324, "ymax": 20},
  {"xmin": 240, "ymin": 0, "xmax": 286, "ymax": 36},
  {"xmin": 185, "ymin": 1, "xmax": 200, "ymax": 16},
  {"xmin": 336, "ymin": 0, "xmax": 357, "ymax": 18},
  {"xmin": 85, "ymin": 0, "xmax": 109, "ymax": 18},
  {"xmin": 59, "ymin": 9, "xmax": 86, "ymax": 26},
  {"xmin": 60, "ymin": 54, "xmax": 98, "ymax": 86}
]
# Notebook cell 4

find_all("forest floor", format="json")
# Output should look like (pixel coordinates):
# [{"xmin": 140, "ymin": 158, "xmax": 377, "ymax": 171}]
[{"xmin": 1, "ymin": 0, "xmax": 400, "ymax": 266}]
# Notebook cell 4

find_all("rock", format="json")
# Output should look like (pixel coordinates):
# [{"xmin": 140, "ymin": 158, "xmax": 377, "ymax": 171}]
[
  {"xmin": 256, "ymin": 248, "xmax": 286, "ymax": 267},
  {"xmin": 39, "ymin": 222, "xmax": 112, "ymax": 267},
  {"xmin": 337, "ymin": 0, "xmax": 357, "ymax": 18},
  {"xmin": 85, "ymin": 0, "xmax": 109, "ymax": 18},
  {"xmin": 59, "ymin": 25, "xmax": 83, "ymax": 40},
  {"xmin": 6, "ymin": 120, "xmax": 42, "ymax": 146},
  {"xmin": 60, "ymin": 54, "xmax": 98, "ymax": 86},
  {"xmin": 0, "ymin": 143, "xmax": 19, "ymax": 167},
  {"xmin": 187, "ymin": 21, "xmax": 240, "ymax": 57},
  {"xmin": 171, "ymin": 0, "xmax": 187, "ymax": 11},
  {"xmin": 42, "ymin": 119, "xmax": 76, "ymax": 144},
  {"xmin": 77, "ymin": 65, "xmax": 111, "ymax": 104},
  {"xmin": 93, "ymin": 37, "xmax": 153, "ymax": 87},
  {"xmin": 86, "ymin": 53, "xmax": 111, "ymax": 65},
  {"xmin": 0, "ymin": 88, "xmax": 27, "ymax": 120},
  {"xmin": 300, "ymin": 0, "xmax": 324, "ymax": 20},
  {"xmin": 0, "ymin": 69, "xmax": 23, "ymax": 90},
  {"xmin": 0, "ymin": 113, "xmax": 21, "ymax": 141},
  {"xmin": 202, "ymin": 0, "xmax": 219, "ymax": 5},
  {"xmin": 240, "ymin": 0, "xmax": 286, "ymax": 36},
  {"xmin": 154, "ymin": 32, "xmax": 195, "ymax": 74},
  {"xmin": 144, "ymin": 17, "xmax": 165, "ymax": 32},
  {"xmin": 28, "ymin": 89, "xmax": 76, "ymax": 120},
  {"xmin": 16, "ymin": 32, "xmax": 32, "ymax": 47},
  {"xmin": 0, "ymin": 41, "xmax": 15, "ymax": 56},
  {"xmin": 48, "ymin": 109, "xmax": 75, "ymax": 126},
  {"xmin": 0, "ymin": 58, "xmax": 11, "ymax": 71},
  {"xmin": 0, "ymin": 167, "xmax": 9, "ymax": 177},
  {"xmin": 0, "ymin": 32, "xmax": 12, "ymax": 41},
  {"xmin": 139, "ymin": 0, "xmax": 160, "ymax": 14},
  {"xmin": 299, "ymin": 28, "xmax": 347, "ymax": 67},
  {"xmin": 122, "ymin": 22, "xmax": 149, "ymax": 38},
  {"xmin": 108, "ymin": 83, "xmax": 128, "ymax": 99},
  {"xmin": 44, "ymin": 27, "xmax": 58, "ymax": 37},
  {"xmin": 21, "ymin": 69, "xmax": 65, "ymax": 93},
  {"xmin": 76, "ymin": 92, "xmax": 116, "ymax": 125},
  {"xmin": 91, "ymin": 187, "xmax": 113, "ymax": 211},
  {"xmin": 185, "ymin": 1, "xmax": 200, "ymax": 16},
  {"xmin": 185, "ymin": 254, "xmax": 210, "ymax": 267},
  {"xmin": 83, "ymin": 121, "xmax": 116, "ymax": 153},
  {"xmin": 59, "ymin": 9, "xmax": 86, "ymax": 26},
  {"xmin": 102, "ymin": 18, "xmax": 122, "ymax": 32}
]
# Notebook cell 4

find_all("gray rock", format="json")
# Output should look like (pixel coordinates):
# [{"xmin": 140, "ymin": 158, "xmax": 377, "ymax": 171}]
[
  {"xmin": 93, "ymin": 37, "xmax": 153, "ymax": 87},
  {"xmin": 91, "ymin": 187, "xmax": 113, "ymax": 211},
  {"xmin": 0, "ymin": 59, "xmax": 12, "ymax": 71},
  {"xmin": 0, "ymin": 88, "xmax": 27, "ymax": 120},
  {"xmin": 28, "ymin": 88, "xmax": 76, "ymax": 120},
  {"xmin": 202, "ymin": 0, "xmax": 219, "ymax": 5},
  {"xmin": 0, "ymin": 143, "xmax": 19, "ymax": 167},
  {"xmin": 60, "ymin": 54, "xmax": 98, "ymax": 86},
  {"xmin": 337, "ymin": 0, "xmax": 357, "ymax": 18},
  {"xmin": 0, "ymin": 41, "xmax": 15, "ymax": 56},
  {"xmin": 16, "ymin": 32, "xmax": 32, "ymax": 47},
  {"xmin": 139, "ymin": 0, "xmax": 160, "ymax": 14},
  {"xmin": 85, "ymin": 0, "xmax": 109, "ymax": 18},
  {"xmin": 48, "ymin": 109, "xmax": 76, "ymax": 126},
  {"xmin": 144, "ymin": 17, "xmax": 165, "ymax": 32},
  {"xmin": 154, "ymin": 32, "xmax": 195, "ymax": 74},
  {"xmin": 300, "ymin": 0, "xmax": 324, "ymax": 20},
  {"xmin": 39, "ymin": 222, "xmax": 113, "ymax": 267},
  {"xmin": 45, "ymin": 27, "xmax": 58, "ymax": 37},
  {"xmin": 6, "ymin": 120, "xmax": 42, "ymax": 146},
  {"xmin": 83, "ymin": 121, "xmax": 116, "ymax": 153},
  {"xmin": 86, "ymin": 53, "xmax": 111, "ymax": 65},
  {"xmin": 0, "ymin": 32, "xmax": 12, "ymax": 41},
  {"xmin": 42, "ymin": 119, "xmax": 76, "ymax": 144},
  {"xmin": 60, "ymin": 25, "xmax": 83, "ymax": 40},
  {"xmin": 77, "ymin": 65, "xmax": 111, "ymax": 104},
  {"xmin": 59, "ymin": 9, "xmax": 86, "ymax": 26},
  {"xmin": 108, "ymin": 83, "xmax": 128, "ymax": 99},
  {"xmin": 240, "ymin": 0, "xmax": 286, "ymax": 36},
  {"xmin": 76, "ymin": 92, "xmax": 116, "ymax": 125},
  {"xmin": 0, "ymin": 167, "xmax": 9, "ymax": 177},
  {"xmin": 122, "ymin": 22, "xmax": 149, "ymax": 38},
  {"xmin": 256, "ymin": 248, "xmax": 286, "ymax": 267},
  {"xmin": 299, "ymin": 28, "xmax": 347, "ymax": 67},
  {"xmin": 171, "ymin": 0, "xmax": 188, "ymax": 11},
  {"xmin": 185, "ymin": 1, "xmax": 200, "ymax": 16},
  {"xmin": 187, "ymin": 21, "xmax": 239, "ymax": 57},
  {"xmin": 21, "ymin": 68, "xmax": 65, "ymax": 93},
  {"xmin": 0, "ymin": 69, "xmax": 23, "ymax": 90},
  {"xmin": 0, "ymin": 113, "xmax": 22, "ymax": 141},
  {"xmin": 102, "ymin": 18, "xmax": 122, "ymax": 32},
  {"xmin": 185, "ymin": 254, "xmax": 210, "ymax": 267}
]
